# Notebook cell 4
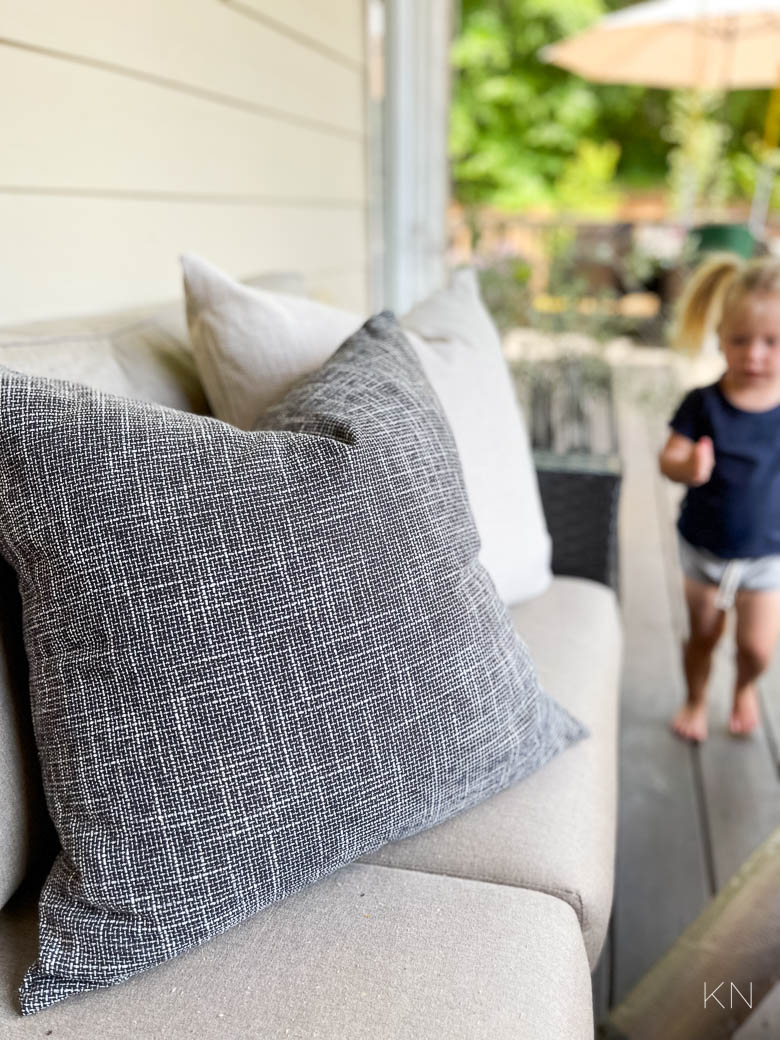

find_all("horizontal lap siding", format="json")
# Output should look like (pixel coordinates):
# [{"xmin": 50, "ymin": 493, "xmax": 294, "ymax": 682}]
[
  {"xmin": 0, "ymin": 198, "xmax": 368, "ymax": 319},
  {"xmin": 1, "ymin": 0, "xmax": 364, "ymax": 134},
  {"xmin": 221, "ymin": 0, "xmax": 365, "ymax": 66},
  {"xmin": 0, "ymin": 0, "xmax": 369, "ymax": 322},
  {"xmin": 2, "ymin": 49, "xmax": 366, "ymax": 201}
]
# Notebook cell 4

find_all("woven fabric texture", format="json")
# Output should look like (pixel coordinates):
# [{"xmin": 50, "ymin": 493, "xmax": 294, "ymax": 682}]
[{"xmin": 0, "ymin": 313, "xmax": 585, "ymax": 1015}]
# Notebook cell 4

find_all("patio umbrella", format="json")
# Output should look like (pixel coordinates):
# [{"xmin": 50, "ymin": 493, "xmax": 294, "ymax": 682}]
[
  {"xmin": 542, "ymin": 0, "xmax": 780, "ymax": 230},
  {"xmin": 542, "ymin": 0, "xmax": 780, "ymax": 91}
]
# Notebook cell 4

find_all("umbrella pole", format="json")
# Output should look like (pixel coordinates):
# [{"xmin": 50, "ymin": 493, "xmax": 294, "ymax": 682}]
[{"xmin": 749, "ymin": 71, "xmax": 780, "ymax": 237}]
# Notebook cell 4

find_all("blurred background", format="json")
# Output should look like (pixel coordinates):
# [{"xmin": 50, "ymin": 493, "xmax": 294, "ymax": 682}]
[{"xmin": 448, "ymin": 0, "xmax": 780, "ymax": 348}]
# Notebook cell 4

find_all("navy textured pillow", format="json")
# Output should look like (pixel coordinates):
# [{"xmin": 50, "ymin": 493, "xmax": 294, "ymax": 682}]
[{"xmin": 0, "ymin": 313, "xmax": 585, "ymax": 1014}]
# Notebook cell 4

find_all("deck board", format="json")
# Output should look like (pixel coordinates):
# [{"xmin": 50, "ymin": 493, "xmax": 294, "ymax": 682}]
[{"xmin": 612, "ymin": 381, "xmax": 711, "ymax": 1002}]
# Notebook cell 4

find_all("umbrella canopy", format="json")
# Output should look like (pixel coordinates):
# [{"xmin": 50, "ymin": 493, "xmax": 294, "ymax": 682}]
[{"xmin": 543, "ymin": 0, "xmax": 780, "ymax": 90}]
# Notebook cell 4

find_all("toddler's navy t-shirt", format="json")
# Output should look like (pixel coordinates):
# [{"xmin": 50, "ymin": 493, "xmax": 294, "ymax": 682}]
[{"xmin": 670, "ymin": 381, "xmax": 780, "ymax": 559}]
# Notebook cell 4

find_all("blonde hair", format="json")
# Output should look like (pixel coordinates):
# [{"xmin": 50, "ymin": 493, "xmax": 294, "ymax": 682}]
[{"xmin": 673, "ymin": 253, "xmax": 780, "ymax": 353}]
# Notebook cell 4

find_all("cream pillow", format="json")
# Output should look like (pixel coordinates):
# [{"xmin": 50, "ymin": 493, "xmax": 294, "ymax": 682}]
[
  {"xmin": 182, "ymin": 256, "xmax": 360, "ymax": 428},
  {"xmin": 181, "ymin": 254, "xmax": 552, "ymax": 604},
  {"xmin": 402, "ymin": 270, "xmax": 552, "ymax": 603}
]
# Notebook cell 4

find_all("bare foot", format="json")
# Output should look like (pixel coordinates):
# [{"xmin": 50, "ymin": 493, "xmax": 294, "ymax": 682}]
[
  {"xmin": 671, "ymin": 702, "xmax": 708, "ymax": 742},
  {"xmin": 729, "ymin": 687, "xmax": 760, "ymax": 737}
]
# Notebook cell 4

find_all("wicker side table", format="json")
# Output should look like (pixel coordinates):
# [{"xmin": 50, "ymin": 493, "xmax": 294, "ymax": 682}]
[{"xmin": 513, "ymin": 356, "xmax": 622, "ymax": 592}]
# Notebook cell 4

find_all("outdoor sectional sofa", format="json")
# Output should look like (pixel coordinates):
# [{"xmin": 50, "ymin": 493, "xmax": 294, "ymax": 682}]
[{"xmin": 0, "ymin": 280, "xmax": 621, "ymax": 1039}]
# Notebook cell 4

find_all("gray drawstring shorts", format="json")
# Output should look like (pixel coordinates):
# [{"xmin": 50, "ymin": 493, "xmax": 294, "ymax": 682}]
[{"xmin": 677, "ymin": 534, "xmax": 780, "ymax": 610}]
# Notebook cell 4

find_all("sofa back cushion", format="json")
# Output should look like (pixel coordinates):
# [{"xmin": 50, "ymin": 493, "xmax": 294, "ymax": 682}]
[
  {"xmin": 401, "ymin": 271, "xmax": 552, "ymax": 604},
  {"xmin": 0, "ymin": 302, "xmax": 206, "ymax": 413}
]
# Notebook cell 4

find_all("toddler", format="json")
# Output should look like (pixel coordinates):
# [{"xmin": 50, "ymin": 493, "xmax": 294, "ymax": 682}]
[{"xmin": 660, "ymin": 254, "xmax": 780, "ymax": 742}]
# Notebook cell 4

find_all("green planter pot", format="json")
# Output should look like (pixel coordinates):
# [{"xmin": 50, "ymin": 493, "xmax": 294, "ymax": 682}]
[{"xmin": 688, "ymin": 222, "xmax": 756, "ymax": 260}]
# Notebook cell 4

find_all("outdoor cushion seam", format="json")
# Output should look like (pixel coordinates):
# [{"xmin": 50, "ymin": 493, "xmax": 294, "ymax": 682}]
[{"xmin": 360, "ymin": 861, "xmax": 587, "ymax": 930}]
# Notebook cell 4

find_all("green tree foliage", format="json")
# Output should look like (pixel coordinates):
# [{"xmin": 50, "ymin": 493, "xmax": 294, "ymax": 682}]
[
  {"xmin": 451, "ymin": 0, "xmax": 770, "ymax": 213},
  {"xmin": 451, "ymin": 0, "xmax": 607, "ymax": 210}
]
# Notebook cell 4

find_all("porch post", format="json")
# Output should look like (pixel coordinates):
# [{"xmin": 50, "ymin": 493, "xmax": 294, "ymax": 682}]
[{"xmin": 382, "ymin": 0, "xmax": 452, "ymax": 314}]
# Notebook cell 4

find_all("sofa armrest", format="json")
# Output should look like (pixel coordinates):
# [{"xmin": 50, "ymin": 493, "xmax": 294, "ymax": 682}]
[{"xmin": 534, "ymin": 452, "xmax": 622, "ymax": 593}]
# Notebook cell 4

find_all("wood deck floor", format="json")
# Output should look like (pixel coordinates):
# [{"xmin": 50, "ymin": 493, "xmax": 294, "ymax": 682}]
[{"xmin": 595, "ymin": 358, "xmax": 780, "ymax": 1018}]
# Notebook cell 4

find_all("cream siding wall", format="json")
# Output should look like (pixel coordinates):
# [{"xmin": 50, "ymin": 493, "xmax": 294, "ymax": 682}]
[{"xmin": 0, "ymin": 0, "xmax": 369, "ymax": 323}]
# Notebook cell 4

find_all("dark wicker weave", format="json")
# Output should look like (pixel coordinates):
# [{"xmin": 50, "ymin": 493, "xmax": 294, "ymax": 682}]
[{"xmin": 535, "ymin": 452, "xmax": 622, "ymax": 592}]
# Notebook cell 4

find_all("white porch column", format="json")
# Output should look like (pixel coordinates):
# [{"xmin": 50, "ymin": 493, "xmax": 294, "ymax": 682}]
[{"xmin": 381, "ymin": 0, "xmax": 452, "ymax": 314}]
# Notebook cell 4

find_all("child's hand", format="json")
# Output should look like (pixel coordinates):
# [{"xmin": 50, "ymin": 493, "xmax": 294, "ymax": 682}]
[
  {"xmin": 659, "ymin": 432, "xmax": 715, "ymax": 486},
  {"xmin": 689, "ymin": 436, "xmax": 715, "ymax": 486}
]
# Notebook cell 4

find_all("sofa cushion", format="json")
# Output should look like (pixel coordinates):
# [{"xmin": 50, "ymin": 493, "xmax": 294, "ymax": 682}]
[
  {"xmin": 0, "ymin": 302, "xmax": 206, "ymax": 413},
  {"xmin": 0, "ymin": 313, "xmax": 584, "ymax": 1013},
  {"xmin": 0, "ymin": 864, "xmax": 594, "ymax": 1040},
  {"xmin": 182, "ymin": 254, "xmax": 553, "ymax": 605},
  {"xmin": 401, "ymin": 271, "xmax": 552, "ymax": 604},
  {"xmin": 362, "ymin": 576, "xmax": 621, "ymax": 968}
]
